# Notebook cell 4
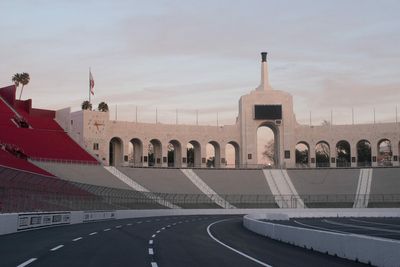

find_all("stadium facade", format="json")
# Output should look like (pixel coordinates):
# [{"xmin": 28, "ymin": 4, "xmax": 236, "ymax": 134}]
[{"xmin": 55, "ymin": 52, "xmax": 399, "ymax": 168}]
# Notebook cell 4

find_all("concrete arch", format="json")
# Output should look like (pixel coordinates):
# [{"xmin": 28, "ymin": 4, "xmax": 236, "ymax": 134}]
[
  {"xmin": 377, "ymin": 138, "xmax": 392, "ymax": 166},
  {"xmin": 336, "ymin": 140, "xmax": 351, "ymax": 167},
  {"xmin": 357, "ymin": 139, "xmax": 371, "ymax": 167},
  {"xmin": 207, "ymin": 140, "xmax": 221, "ymax": 168},
  {"xmin": 257, "ymin": 122, "xmax": 280, "ymax": 167},
  {"xmin": 187, "ymin": 140, "xmax": 201, "ymax": 168},
  {"xmin": 129, "ymin": 138, "xmax": 143, "ymax": 167},
  {"xmin": 226, "ymin": 141, "xmax": 240, "ymax": 168},
  {"xmin": 295, "ymin": 141, "xmax": 310, "ymax": 167},
  {"xmin": 149, "ymin": 139, "xmax": 162, "ymax": 167},
  {"xmin": 109, "ymin": 137, "xmax": 123, "ymax": 166},
  {"xmin": 315, "ymin": 140, "xmax": 330, "ymax": 168},
  {"xmin": 168, "ymin": 139, "xmax": 182, "ymax": 168}
]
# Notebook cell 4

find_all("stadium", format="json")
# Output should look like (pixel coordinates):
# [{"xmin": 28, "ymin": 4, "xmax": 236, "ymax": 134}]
[{"xmin": 0, "ymin": 50, "xmax": 399, "ymax": 267}]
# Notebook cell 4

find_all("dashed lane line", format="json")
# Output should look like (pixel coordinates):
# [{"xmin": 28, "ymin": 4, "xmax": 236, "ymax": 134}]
[
  {"xmin": 50, "ymin": 245, "xmax": 64, "ymax": 251},
  {"xmin": 149, "ymin": 248, "xmax": 154, "ymax": 255},
  {"xmin": 151, "ymin": 262, "xmax": 158, "ymax": 267},
  {"xmin": 207, "ymin": 219, "xmax": 272, "ymax": 267},
  {"xmin": 152, "ymin": 234, "xmax": 156, "ymax": 238},
  {"xmin": 149, "ymin": 240, "xmax": 153, "ymax": 245},
  {"xmin": 115, "ymin": 225, "xmax": 122, "ymax": 229},
  {"xmin": 89, "ymin": 232, "xmax": 98, "ymax": 236},
  {"xmin": 17, "ymin": 258, "xmax": 37, "ymax": 267},
  {"xmin": 72, "ymin": 237, "xmax": 83, "ymax": 242},
  {"xmin": 104, "ymin": 228, "xmax": 111, "ymax": 232}
]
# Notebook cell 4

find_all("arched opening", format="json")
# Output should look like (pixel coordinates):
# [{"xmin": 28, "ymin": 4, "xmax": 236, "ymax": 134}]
[
  {"xmin": 109, "ymin": 137, "xmax": 123, "ymax": 166},
  {"xmin": 226, "ymin": 141, "xmax": 240, "ymax": 168},
  {"xmin": 315, "ymin": 141, "xmax": 330, "ymax": 168},
  {"xmin": 378, "ymin": 139, "xmax": 392, "ymax": 166},
  {"xmin": 128, "ymin": 138, "xmax": 143, "ymax": 167},
  {"xmin": 206, "ymin": 141, "xmax": 220, "ymax": 168},
  {"xmin": 336, "ymin": 140, "xmax": 351, "ymax": 167},
  {"xmin": 257, "ymin": 124, "xmax": 279, "ymax": 167},
  {"xmin": 187, "ymin": 141, "xmax": 201, "ymax": 168},
  {"xmin": 295, "ymin": 142, "xmax": 309, "ymax": 167},
  {"xmin": 168, "ymin": 140, "xmax": 182, "ymax": 168},
  {"xmin": 357, "ymin": 140, "xmax": 371, "ymax": 167},
  {"xmin": 148, "ymin": 139, "xmax": 162, "ymax": 167}
]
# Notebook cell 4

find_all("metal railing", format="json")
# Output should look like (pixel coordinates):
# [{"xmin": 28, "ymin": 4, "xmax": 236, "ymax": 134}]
[
  {"xmin": 30, "ymin": 157, "xmax": 100, "ymax": 165},
  {"xmin": 1, "ymin": 182, "xmax": 400, "ymax": 213}
]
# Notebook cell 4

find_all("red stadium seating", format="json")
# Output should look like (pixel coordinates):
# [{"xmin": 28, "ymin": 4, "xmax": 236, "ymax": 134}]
[{"xmin": 0, "ymin": 85, "xmax": 98, "ymax": 165}]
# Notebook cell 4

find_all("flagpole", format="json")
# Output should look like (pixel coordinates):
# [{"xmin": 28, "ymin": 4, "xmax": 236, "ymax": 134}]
[{"xmin": 89, "ymin": 67, "xmax": 91, "ymax": 104}]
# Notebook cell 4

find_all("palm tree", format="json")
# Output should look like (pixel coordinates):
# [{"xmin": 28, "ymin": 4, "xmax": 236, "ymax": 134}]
[
  {"xmin": 12, "ymin": 73, "xmax": 30, "ymax": 100},
  {"xmin": 98, "ymin": 102, "xmax": 109, "ymax": 112},
  {"xmin": 81, "ymin": 100, "xmax": 92, "ymax": 110},
  {"xmin": 12, "ymin": 73, "xmax": 21, "ymax": 87}
]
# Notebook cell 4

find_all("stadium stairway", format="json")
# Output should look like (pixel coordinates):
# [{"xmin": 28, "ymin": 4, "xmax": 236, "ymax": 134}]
[
  {"xmin": 353, "ymin": 168, "xmax": 373, "ymax": 208},
  {"xmin": 180, "ymin": 169, "xmax": 236, "ymax": 209},
  {"xmin": 104, "ymin": 166, "xmax": 180, "ymax": 209},
  {"xmin": 263, "ymin": 169, "xmax": 305, "ymax": 208}
]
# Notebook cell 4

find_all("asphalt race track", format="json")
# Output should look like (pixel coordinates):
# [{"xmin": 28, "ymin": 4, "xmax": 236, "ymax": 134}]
[
  {"xmin": 0, "ymin": 215, "xmax": 370, "ymax": 267},
  {"xmin": 270, "ymin": 217, "xmax": 400, "ymax": 240}
]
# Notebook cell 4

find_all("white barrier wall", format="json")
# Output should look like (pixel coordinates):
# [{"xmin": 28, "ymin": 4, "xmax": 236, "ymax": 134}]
[
  {"xmin": 1, "ymin": 208, "xmax": 400, "ymax": 236},
  {"xmin": 243, "ymin": 213, "xmax": 400, "ymax": 267}
]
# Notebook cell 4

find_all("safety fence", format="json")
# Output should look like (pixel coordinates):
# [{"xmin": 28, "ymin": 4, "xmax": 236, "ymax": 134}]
[{"xmin": 1, "ymin": 181, "xmax": 400, "ymax": 213}]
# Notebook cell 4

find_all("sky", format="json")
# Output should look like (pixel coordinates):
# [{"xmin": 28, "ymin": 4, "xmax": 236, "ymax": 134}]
[{"xmin": 1, "ymin": 0, "xmax": 400, "ymax": 127}]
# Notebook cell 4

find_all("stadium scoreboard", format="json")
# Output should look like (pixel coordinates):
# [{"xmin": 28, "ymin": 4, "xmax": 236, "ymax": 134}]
[{"xmin": 254, "ymin": 105, "xmax": 282, "ymax": 120}]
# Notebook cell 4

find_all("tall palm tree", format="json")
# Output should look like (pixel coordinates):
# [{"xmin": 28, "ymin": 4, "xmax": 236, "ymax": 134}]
[
  {"xmin": 18, "ymin": 72, "xmax": 30, "ymax": 100},
  {"xmin": 81, "ymin": 100, "xmax": 92, "ymax": 110},
  {"xmin": 98, "ymin": 102, "xmax": 109, "ymax": 112}
]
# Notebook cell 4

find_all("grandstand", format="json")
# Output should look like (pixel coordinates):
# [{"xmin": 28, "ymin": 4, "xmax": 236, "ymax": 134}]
[{"xmin": 1, "ymin": 83, "xmax": 400, "ymax": 213}]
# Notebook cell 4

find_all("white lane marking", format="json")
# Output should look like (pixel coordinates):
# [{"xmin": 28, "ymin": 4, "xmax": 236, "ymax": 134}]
[
  {"xmin": 178, "ymin": 221, "xmax": 183, "ymax": 224},
  {"xmin": 167, "ymin": 225, "xmax": 171, "ymax": 228},
  {"xmin": 137, "ymin": 221, "xmax": 142, "ymax": 224},
  {"xmin": 293, "ymin": 220, "xmax": 349, "ymax": 234},
  {"xmin": 161, "ymin": 227, "xmax": 165, "ymax": 230},
  {"xmin": 115, "ymin": 225, "xmax": 122, "ymax": 228},
  {"xmin": 207, "ymin": 219, "xmax": 272, "ymax": 267},
  {"xmin": 350, "ymin": 218, "xmax": 400, "ymax": 228},
  {"xmin": 89, "ymin": 232, "xmax": 98, "ymax": 235},
  {"xmin": 104, "ymin": 228, "xmax": 111, "ymax": 232},
  {"xmin": 17, "ymin": 258, "xmax": 37, "ymax": 267},
  {"xmin": 72, "ymin": 237, "xmax": 82, "ymax": 242},
  {"xmin": 149, "ymin": 240, "xmax": 153, "ymax": 245},
  {"xmin": 323, "ymin": 219, "xmax": 400, "ymax": 234},
  {"xmin": 151, "ymin": 262, "xmax": 158, "ymax": 267},
  {"xmin": 173, "ymin": 223, "xmax": 176, "ymax": 225},
  {"xmin": 152, "ymin": 234, "xmax": 156, "ymax": 238},
  {"xmin": 127, "ymin": 223, "xmax": 132, "ymax": 226},
  {"xmin": 146, "ymin": 220, "xmax": 151, "ymax": 223},
  {"xmin": 149, "ymin": 248, "xmax": 154, "ymax": 255},
  {"xmin": 156, "ymin": 230, "xmax": 161, "ymax": 233},
  {"xmin": 50, "ymin": 245, "xmax": 64, "ymax": 251}
]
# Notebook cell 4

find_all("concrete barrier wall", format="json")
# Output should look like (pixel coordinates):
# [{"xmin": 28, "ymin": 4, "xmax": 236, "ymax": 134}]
[
  {"xmin": 1, "ymin": 208, "xmax": 400, "ymax": 236},
  {"xmin": 243, "ymin": 214, "xmax": 400, "ymax": 267}
]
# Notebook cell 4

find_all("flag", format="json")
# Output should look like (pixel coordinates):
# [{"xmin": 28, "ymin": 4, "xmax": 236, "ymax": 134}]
[{"xmin": 89, "ymin": 70, "xmax": 95, "ymax": 95}]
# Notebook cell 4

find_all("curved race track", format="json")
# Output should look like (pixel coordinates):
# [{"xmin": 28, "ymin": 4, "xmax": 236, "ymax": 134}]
[{"xmin": 0, "ymin": 215, "xmax": 369, "ymax": 267}]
